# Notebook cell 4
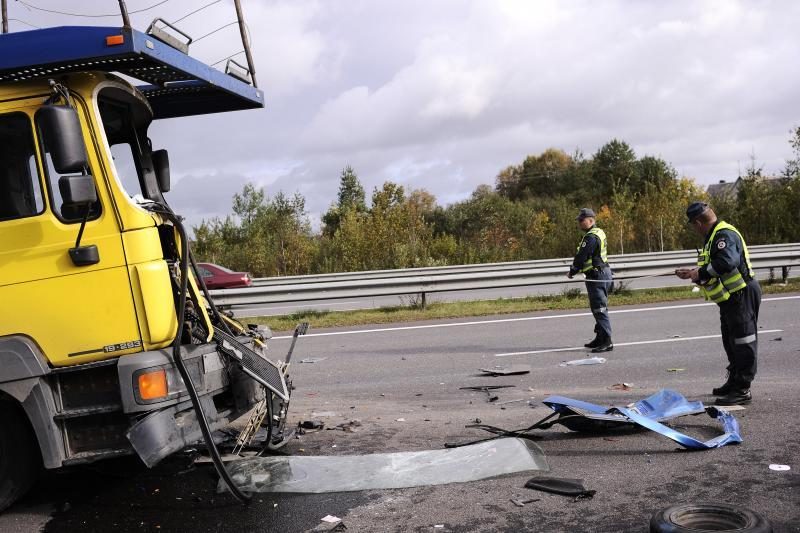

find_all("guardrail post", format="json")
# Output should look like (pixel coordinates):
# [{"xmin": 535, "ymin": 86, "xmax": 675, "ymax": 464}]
[
  {"xmin": 421, "ymin": 292, "xmax": 427, "ymax": 309},
  {"xmin": 782, "ymin": 266, "xmax": 790, "ymax": 284}
]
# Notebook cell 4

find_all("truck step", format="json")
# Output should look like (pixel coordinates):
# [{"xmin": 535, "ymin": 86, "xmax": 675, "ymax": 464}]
[{"xmin": 213, "ymin": 327, "xmax": 289, "ymax": 401}]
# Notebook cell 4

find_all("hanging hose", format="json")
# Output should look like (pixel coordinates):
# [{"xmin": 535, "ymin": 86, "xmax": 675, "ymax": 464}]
[{"xmin": 158, "ymin": 207, "xmax": 251, "ymax": 504}]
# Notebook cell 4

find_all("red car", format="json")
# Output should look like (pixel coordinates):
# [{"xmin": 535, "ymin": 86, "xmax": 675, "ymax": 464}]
[{"xmin": 196, "ymin": 263, "xmax": 253, "ymax": 290}]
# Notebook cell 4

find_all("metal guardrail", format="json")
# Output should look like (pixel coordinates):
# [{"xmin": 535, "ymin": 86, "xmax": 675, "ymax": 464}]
[
  {"xmin": 249, "ymin": 243, "xmax": 800, "ymax": 286},
  {"xmin": 209, "ymin": 244, "xmax": 799, "ymax": 307}
]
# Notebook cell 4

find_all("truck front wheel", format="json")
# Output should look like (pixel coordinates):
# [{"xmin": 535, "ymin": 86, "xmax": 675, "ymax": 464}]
[{"xmin": 0, "ymin": 400, "xmax": 42, "ymax": 512}]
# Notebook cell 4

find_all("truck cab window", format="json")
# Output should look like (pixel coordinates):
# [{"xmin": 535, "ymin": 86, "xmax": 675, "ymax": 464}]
[
  {"xmin": 99, "ymin": 97, "xmax": 147, "ymax": 199},
  {"xmin": 0, "ymin": 113, "xmax": 45, "ymax": 221}
]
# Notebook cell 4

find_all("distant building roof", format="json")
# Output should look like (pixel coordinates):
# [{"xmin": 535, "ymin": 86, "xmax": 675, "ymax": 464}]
[
  {"xmin": 707, "ymin": 179, "xmax": 739, "ymax": 199},
  {"xmin": 707, "ymin": 176, "xmax": 790, "ymax": 199}
]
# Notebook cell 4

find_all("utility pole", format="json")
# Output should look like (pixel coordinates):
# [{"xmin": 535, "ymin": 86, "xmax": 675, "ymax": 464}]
[
  {"xmin": 2, "ymin": 0, "xmax": 9, "ymax": 34},
  {"xmin": 233, "ymin": 0, "xmax": 258, "ymax": 88}
]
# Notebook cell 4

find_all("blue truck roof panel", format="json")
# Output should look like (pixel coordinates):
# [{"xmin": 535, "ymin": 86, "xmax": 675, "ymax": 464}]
[{"xmin": 0, "ymin": 26, "xmax": 264, "ymax": 119}]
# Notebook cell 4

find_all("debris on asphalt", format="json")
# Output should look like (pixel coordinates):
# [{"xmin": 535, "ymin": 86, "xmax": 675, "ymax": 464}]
[
  {"xmin": 459, "ymin": 384, "xmax": 516, "ymax": 403},
  {"xmin": 769, "ymin": 464, "xmax": 791, "ymax": 471},
  {"xmin": 328, "ymin": 420, "xmax": 362, "ymax": 432},
  {"xmin": 510, "ymin": 498, "xmax": 540, "ymax": 507},
  {"xmin": 221, "ymin": 438, "xmax": 548, "ymax": 493},
  {"xmin": 301, "ymin": 420, "xmax": 325, "ymax": 430},
  {"xmin": 478, "ymin": 364, "xmax": 531, "ymax": 376},
  {"xmin": 396, "ymin": 418, "xmax": 406, "ymax": 422},
  {"xmin": 524, "ymin": 477, "xmax": 596, "ymax": 500},
  {"xmin": 672, "ymin": 334, "xmax": 681, "ymax": 338},
  {"xmin": 496, "ymin": 398, "xmax": 526, "ymax": 406},
  {"xmin": 772, "ymin": 337, "xmax": 783, "ymax": 341},
  {"xmin": 458, "ymin": 390, "xmax": 744, "ymax": 450},
  {"xmin": 300, "ymin": 357, "xmax": 328, "ymax": 364},
  {"xmin": 608, "ymin": 383, "xmax": 634, "ymax": 391},
  {"xmin": 309, "ymin": 515, "xmax": 347, "ymax": 532},
  {"xmin": 560, "ymin": 356, "xmax": 606, "ymax": 366},
  {"xmin": 542, "ymin": 390, "xmax": 743, "ymax": 450},
  {"xmin": 666, "ymin": 368, "xmax": 685, "ymax": 372}
]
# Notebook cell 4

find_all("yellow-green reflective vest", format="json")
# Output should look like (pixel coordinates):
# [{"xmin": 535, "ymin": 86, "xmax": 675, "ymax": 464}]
[
  {"xmin": 696, "ymin": 221, "xmax": 754, "ymax": 304},
  {"xmin": 577, "ymin": 227, "xmax": 608, "ymax": 273}
]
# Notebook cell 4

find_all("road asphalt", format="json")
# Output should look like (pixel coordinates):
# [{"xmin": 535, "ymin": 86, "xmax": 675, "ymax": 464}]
[{"xmin": 3, "ymin": 292, "xmax": 799, "ymax": 532}]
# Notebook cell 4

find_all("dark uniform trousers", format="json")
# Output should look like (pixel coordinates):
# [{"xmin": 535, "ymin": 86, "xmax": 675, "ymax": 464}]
[
  {"xmin": 718, "ymin": 279, "xmax": 761, "ymax": 389},
  {"xmin": 586, "ymin": 266, "xmax": 613, "ymax": 339}
]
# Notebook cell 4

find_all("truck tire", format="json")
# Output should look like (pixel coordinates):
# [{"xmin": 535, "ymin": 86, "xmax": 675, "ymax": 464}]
[
  {"xmin": 0, "ymin": 401, "xmax": 42, "ymax": 512},
  {"xmin": 650, "ymin": 503, "xmax": 772, "ymax": 533}
]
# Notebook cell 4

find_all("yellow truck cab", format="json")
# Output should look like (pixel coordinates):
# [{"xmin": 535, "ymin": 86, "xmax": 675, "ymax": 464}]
[{"xmin": 0, "ymin": 21, "xmax": 293, "ymax": 510}]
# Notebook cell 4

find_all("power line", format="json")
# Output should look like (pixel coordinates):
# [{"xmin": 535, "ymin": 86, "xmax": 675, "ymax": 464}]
[
  {"xmin": 193, "ymin": 21, "xmax": 238, "ymax": 43},
  {"xmin": 9, "ymin": 17, "xmax": 40, "ymax": 29},
  {"xmin": 210, "ymin": 50, "xmax": 245, "ymax": 67},
  {"xmin": 171, "ymin": 0, "xmax": 222, "ymax": 24},
  {"xmin": 14, "ymin": 0, "xmax": 171, "ymax": 18}
]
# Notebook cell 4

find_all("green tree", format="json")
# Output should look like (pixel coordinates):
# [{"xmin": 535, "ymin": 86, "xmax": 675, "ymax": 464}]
[{"xmin": 321, "ymin": 166, "xmax": 367, "ymax": 236}]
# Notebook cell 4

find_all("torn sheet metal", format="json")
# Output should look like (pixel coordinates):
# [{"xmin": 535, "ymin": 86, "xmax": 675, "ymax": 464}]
[
  {"xmin": 542, "ymin": 389, "xmax": 742, "ymax": 449},
  {"xmin": 220, "ymin": 437, "xmax": 548, "ymax": 494},
  {"xmin": 478, "ymin": 364, "xmax": 531, "ymax": 376}
]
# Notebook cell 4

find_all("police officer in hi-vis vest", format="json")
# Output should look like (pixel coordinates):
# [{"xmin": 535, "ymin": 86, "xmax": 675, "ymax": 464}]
[
  {"xmin": 567, "ymin": 208, "xmax": 614, "ymax": 353},
  {"xmin": 675, "ymin": 202, "xmax": 761, "ymax": 406}
]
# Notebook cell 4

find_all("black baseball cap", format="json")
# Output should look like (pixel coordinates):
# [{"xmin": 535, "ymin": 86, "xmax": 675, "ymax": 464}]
[
  {"xmin": 576, "ymin": 208, "xmax": 596, "ymax": 221},
  {"xmin": 686, "ymin": 201, "xmax": 708, "ymax": 222}
]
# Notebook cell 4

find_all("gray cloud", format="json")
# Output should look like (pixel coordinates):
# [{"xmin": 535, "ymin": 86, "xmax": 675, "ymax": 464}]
[{"xmin": 10, "ymin": 0, "xmax": 800, "ymax": 228}]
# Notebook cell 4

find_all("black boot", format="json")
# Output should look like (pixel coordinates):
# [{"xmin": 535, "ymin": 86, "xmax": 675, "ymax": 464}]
[
  {"xmin": 712, "ymin": 379, "xmax": 734, "ymax": 396},
  {"xmin": 591, "ymin": 335, "xmax": 613, "ymax": 353},
  {"xmin": 712, "ymin": 371, "xmax": 735, "ymax": 396},
  {"xmin": 584, "ymin": 335, "xmax": 602, "ymax": 348},
  {"xmin": 714, "ymin": 389, "xmax": 752, "ymax": 406}
]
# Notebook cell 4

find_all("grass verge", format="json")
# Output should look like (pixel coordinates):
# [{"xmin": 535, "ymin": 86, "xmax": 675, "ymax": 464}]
[{"xmin": 242, "ymin": 279, "xmax": 800, "ymax": 333}]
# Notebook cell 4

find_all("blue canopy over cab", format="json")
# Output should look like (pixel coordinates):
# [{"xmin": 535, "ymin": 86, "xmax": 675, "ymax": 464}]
[{"xmin": 0, "ymin": 26, "xmax": 264, "ymax": 119}]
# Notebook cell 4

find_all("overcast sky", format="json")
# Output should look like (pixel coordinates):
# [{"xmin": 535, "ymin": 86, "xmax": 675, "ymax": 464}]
[{"xmin": 8, "ymin": 0, "xmax": 800, "ymax": 230}]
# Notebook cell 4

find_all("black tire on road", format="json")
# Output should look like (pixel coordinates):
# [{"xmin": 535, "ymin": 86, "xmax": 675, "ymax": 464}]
[
  {"xmin": 0, "ymin": 401, "xmax": 42, "ymax": 513},
  {"xmin": 650, "ymin": 502, "xmax": 772, "ymax": 533}
]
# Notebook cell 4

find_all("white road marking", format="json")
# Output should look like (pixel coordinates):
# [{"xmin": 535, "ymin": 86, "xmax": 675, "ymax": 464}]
[
  {"xmin": 270, "ymin": 295, "xmax": 799, "ymax": 339},
  {"xmin": 494, "ymin": 329, "xmax": 784, "ymax": 357}
]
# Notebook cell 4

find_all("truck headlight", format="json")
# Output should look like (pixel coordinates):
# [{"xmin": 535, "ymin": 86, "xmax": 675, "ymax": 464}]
[{"xmin": 133, "ymin": 364, "xmax": 196, "ymax": 404}]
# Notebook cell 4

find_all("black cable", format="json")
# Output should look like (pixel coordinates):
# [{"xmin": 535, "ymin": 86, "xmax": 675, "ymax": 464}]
[
  {"xmin": 210, "ymin": 50, "xmax": 245, "ymax": 67},
  {"xmin": 171, "ymin": 0, "xmax": 222, "ymax": 24},
  {"xmin": 194, "ymin": 21, "xmax": 238, "ymax": 43},
  {"xmin": 187, "ymin": 249, "xmax": 235, "ymax": 337},
  {"xmin": 15, "ymin": 0, "xmax": 170, "ymax": 18},
  {"xmin": 8, "ymin": 17, "xmax": 40, "ymax": 29},
  {"xmin": 161, "ymin": 208, "xmax": 250, "ymax": 504},
  {"xmin": 256, "ymin": 393, "xmax": 274, "ymax": 457}
]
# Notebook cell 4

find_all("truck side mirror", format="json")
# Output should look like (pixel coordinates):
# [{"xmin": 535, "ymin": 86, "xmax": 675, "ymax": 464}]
[
  {"xmin": 152, "ymin": 149, "xmax": 170, "ymax": 192},
  {"xmin": 36, "ymin": 105, "xmax": 88, "ymax": 174},
  {"xmin": 59, "ymin": 175, "xmax": 97, "ymax": 206},
  {"xmin": 58, "ymin": 175, "xmax": 100, "ymax": 267}
]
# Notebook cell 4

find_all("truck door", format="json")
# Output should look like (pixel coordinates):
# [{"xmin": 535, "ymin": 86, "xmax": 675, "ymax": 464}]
[{"xmin": 0, "ymin": 102, "xmax": 141, "ymax": 367}]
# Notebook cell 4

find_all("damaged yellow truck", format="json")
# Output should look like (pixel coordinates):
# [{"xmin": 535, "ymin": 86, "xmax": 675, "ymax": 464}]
[{"xmin": 0, "ymin": 20, "xmax": 293, "ymax": 510}]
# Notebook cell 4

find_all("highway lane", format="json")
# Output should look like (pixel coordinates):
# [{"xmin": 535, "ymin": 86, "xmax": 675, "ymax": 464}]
[{"xmin": 5, "ymin": 294, "xmax": 799, "ymax": 532}]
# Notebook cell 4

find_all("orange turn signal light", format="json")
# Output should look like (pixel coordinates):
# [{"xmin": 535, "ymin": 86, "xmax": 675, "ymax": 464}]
[
  {"xmin": 138, "ymin": 369, "xmax": 168, "ymax": 400},
  {"xmin": 106, "ymin": 35, "xmax": 125, "ymax": 46}
]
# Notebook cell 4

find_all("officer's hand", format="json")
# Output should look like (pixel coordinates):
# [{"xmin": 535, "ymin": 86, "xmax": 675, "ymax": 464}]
[{"xmin": 675, "ymin": 267, "xmax": 700, "ymax": 281}]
